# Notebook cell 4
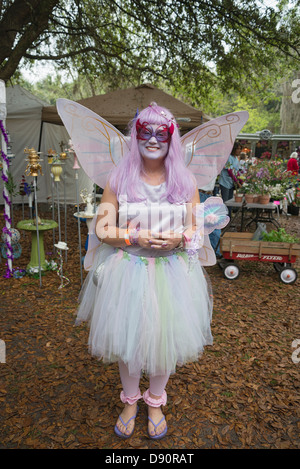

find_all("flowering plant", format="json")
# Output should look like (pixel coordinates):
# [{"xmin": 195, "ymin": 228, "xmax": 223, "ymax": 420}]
[
  {"xmin": 292, "ymin": 187, "xmax": 300, "ymax": 207},
  {"xmin": 65, "ymin": 139, "xmax": 75, "ymax": 153},
  {"xmin": 277, "ymin": 141, "xmax": 289, "ymax": 149},
  {"xmin": 26, "ymin": 259, "xmax": 58, "ymax": 278},
  {"xmin": 256, "ymin": 166, "xmax": 271, "ymax": 194},
  {"xmin": 269, "ymin": 184, "xmax": 288, "ymax": 200},
  {"xmin": 241, "ymin": 157, "xmax": 298, "ymax": 198},
  {"xmin": 240, "ymin": 168, "xmax": 258, "ymax": 193},
  {"xmin": 261, "ymin": 151, "xmax": 272, "ymax": 160},
  {"xmin": 225, "ymin": 163, "xmax": 245, "ymax": 189}
]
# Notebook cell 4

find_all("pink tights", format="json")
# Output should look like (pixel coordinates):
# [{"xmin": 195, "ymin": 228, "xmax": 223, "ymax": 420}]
[{"xmin": 118, "ymin": 360, "xmax": 170, "ymax": 404}]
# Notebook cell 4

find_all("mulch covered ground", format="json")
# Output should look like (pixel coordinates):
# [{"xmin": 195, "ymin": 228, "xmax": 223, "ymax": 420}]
[{"xmin": 0, "ymin": 203, "xmax": 299, "ymax": 450}]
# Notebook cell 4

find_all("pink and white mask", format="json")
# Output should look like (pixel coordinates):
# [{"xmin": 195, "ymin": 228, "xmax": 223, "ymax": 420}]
[{"xmin": 136, "ymin": 121, "xmax": 171, "ymax": 160}]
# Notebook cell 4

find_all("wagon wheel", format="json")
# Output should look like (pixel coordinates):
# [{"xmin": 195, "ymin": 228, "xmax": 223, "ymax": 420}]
[
  {"xmin": 223, "ymin": 264, "xmax": 240, "ymax": 280},
  {"xmin": 279, "ymin": 268, "xmax": 298, "ymax": 285},
  {"xmin": 273, "ymin": 262, "xmax": 291, "ymax": 272}
]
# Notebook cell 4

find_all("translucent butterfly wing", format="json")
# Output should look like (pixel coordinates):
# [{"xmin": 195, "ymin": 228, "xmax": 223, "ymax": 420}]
[
  {"xmin": 56, "ymin": 98, "xmax": 130, "ymax": 188},
  {"xmin": 198, "ymin": 235, "xmax": 216, "ymax": 266},
  {"xmin": 83, "ymin": 211, "xmax": 101, "ymax": 271},
  {"xmin": 192, "ymin": 198, "xmax": 230, "ymax": 266},
  {"xmin": 181, "ymin": 111, "xmax": 249, "ymax": 188}
]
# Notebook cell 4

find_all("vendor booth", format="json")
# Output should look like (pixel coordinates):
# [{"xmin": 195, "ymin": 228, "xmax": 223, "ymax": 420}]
[{"xmin": 0, "ymin": 85, "xmax": 93, "ymax": 206}]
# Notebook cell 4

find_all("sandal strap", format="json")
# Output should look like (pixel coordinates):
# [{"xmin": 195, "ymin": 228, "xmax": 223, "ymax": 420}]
[
  {"xmin": 119, "ymin": 410, "xmax": 138, "ymax": 428},
  {"xmin": 148, "ymin": 415, "xmax": 165, "ymax": 429},
  {"xmin": 143, "ymin": 389, "xmax": 167, "ymax": 407}
]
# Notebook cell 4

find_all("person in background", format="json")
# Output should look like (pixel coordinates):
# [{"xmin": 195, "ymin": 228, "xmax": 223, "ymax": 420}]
[
  {"xmin": 255, "ymin": 142, "xmax": 264, "ymax": 159},
  {"xmin": 296, "ymin": 146, "xmax": 300, "ymax": 172},
  {"xmin": 219, "ymin": 142, "xmax": 242, "ymax": 204},
  {"xmin": 287, "ymin": 152, "xmax": 299, "ymax": 176},
  {"xmin": 239, "ymin": 151, "xmax": 247, "ymax": 170}
]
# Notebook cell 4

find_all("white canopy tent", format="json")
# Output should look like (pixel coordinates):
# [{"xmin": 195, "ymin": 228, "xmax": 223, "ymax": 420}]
[{"xmin": 0, "ymin": 85, "xmax": 92, "ymax": 205}]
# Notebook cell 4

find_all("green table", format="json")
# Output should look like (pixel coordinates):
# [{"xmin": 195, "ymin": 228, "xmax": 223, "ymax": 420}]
[{"xmin": 17, "ymin": 219, "xmax": 58, "ymax": 270}]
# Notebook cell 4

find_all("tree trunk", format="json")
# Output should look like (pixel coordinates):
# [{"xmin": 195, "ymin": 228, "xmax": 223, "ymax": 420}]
[
  {"xmin": 0, "ymin": 0, "xmax": 59, "ymax": 81},
  {"xmin": 280, "ymin": 71, "xmax": 300, "ymax": 134}
]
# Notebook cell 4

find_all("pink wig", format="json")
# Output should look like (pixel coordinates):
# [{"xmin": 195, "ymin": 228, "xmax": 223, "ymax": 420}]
[{"xmin": 109, "ymin": 103, "xmax": 196, "ymax": 203}]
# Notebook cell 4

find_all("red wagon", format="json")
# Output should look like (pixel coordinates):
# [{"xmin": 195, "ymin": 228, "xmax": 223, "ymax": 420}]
[{"xmin": 219, "ymin": 232, "xmax": 300, "ymax": 284}]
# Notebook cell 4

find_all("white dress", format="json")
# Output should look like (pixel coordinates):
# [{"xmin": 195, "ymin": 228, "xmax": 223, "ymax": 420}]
[{"xmin": 76, "ymin": 181, "xmax": 213, "ymax": 377}]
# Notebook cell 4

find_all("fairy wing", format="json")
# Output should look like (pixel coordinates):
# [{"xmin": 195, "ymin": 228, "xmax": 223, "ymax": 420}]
[
  {"xmin": 198, "ymin": 236, "xmax": 216, "ymax": 266},
  {"xmin": 181, "ymin": 111, "xmax": 249, "ymax": 188},
  {"xmin": 56, "ymin": 98, "xmax": 130, "ymax": 188},
  {"xmin": 83, "ymin": 210, "xmax": 101, "ymax": 271},
  {"xmin": 192, "ymin": 197, "xmax": 229, "ymax": 266}
]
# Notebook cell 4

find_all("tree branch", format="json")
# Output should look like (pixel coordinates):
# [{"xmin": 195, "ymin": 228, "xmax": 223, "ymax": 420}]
[{"xmin": 0, "ymin": 0, "xmax": 60, "ymax": 80}]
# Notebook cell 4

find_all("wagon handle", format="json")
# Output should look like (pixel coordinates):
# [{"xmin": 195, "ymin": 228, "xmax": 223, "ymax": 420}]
[
  {"xmin": 259, "ymin": 241, "xmax": 262, "ymax": 259},
  {"xmin": 289, "ymin": 243, "xmax": 293, "ymax": 261}
]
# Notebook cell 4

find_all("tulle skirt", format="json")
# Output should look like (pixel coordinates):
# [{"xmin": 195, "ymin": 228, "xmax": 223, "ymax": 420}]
[{"xmin": 76, "ymin": 244, "xmax": 213, "ymax": 377}]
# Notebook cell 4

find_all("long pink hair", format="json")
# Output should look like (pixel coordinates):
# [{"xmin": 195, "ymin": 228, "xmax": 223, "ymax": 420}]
[{"xmin": 109, "ymin": 103, "xmax": 196, "ymax": 203}]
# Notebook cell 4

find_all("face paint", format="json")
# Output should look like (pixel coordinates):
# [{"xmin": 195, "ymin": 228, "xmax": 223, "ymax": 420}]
[{"xmin": 137, "ymin": 124, "xmax": 169, "ymax": 160}]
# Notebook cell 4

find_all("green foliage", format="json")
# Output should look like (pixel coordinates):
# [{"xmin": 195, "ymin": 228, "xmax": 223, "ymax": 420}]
[
  {"xmin": 17, "ymin": 73, "xmax": 108, "ymax": 104},
  {"xmin": 0, "ymin": 0, "xmax": 299, "ymax": 104},
  {"xmin": 173, "ymin": 74, "xmax": 283, "ymax": 133},
  {"xmin": 262, "ymin": 228, "xmax": 300, "ymax": 244},
  {"xmin": 5, "ymin": 171, "xmax": 17, "ymax": 196},
  {"xmin": 17, "ymin": 67, "xmax": 285, "ymax": 135},
  {"xmin": 202, "ymin": 91, "xmax": 282, "ymax": 133}
]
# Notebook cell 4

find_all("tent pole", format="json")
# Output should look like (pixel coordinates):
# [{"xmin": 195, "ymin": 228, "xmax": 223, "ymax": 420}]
[
  {"xmin": 33, "ymin": 176, "xmax": 42, "ymax": 287},
  {"xmin": 0, "ymin": 81, "xmax": 13, "ymax": 278},
  {"xmin": 56, "ymin": 181, "xmax": 61, "ymax": 242},
  {"xmin": 75, "ymin": 170, "xmax": 83, "ymax": 286},
  {"xmin": 63, "ymin": 165, "xmax": 67, "ymax": 262},
  {"xmin": 51, "ymin": 173, "xmax": 55, "ymax": 248},
  {"xmin": 38, "ymin": 121, "xmax": 44, "ymax": 153}
]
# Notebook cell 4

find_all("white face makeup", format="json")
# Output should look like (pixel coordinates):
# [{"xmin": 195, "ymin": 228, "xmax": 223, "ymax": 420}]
[{"xmin": 138, "ymin": 124, "xmax": 169, "ymax": 160}]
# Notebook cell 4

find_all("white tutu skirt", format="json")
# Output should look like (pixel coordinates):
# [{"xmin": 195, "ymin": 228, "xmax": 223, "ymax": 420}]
[{"xmin": 76, "ymin": 244, "xmax": 213, "ymax": 377}]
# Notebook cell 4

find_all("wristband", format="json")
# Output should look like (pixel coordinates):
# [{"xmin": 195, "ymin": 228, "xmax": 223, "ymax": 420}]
[{"xmin": 124, "ymin": 231, "xmax": 132, "ymax": 246}]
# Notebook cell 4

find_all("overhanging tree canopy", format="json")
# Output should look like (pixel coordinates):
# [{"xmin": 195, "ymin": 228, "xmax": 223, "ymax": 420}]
[{"xmin": 0, "ymin": 1, "xmax": 299, "ymax": 104}]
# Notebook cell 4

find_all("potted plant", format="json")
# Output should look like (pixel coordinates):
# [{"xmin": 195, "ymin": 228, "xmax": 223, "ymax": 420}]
[
  {"xmin": 241, "ymin": 170, "xmax": 256, "ymax": 203},
  {"xmin": 288, "ymin": 187, "xmax": 300, "ymax": 215},
  {"xmin": 255, "ymin": 165, "xmax": 271, "ymax": 203}
]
